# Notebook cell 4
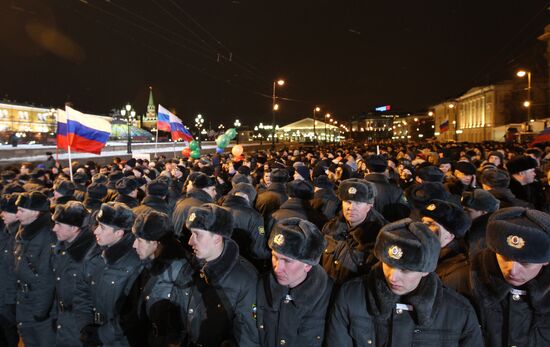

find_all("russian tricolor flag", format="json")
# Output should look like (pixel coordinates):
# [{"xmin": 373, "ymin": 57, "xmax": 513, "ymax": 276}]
[
  {"xmin": 440, "ymin": 120, "xmax": 449, "ymax": 133},
  {"xmin": 158, "ymin": 104, "xmax": 193, "ymax": 142},
  {"xmin": 56, "ymin": 106, "xmax": 112, "ymax": 154}
]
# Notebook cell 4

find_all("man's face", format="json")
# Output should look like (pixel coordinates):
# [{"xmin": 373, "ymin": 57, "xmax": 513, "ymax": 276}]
[
  {"xmin": 53, "ymin": 221, "xmax": 80, "ymax": 243},
  {"xmin": 189, "ymin": 228, "xmax": 219, "ymax": 262},
  {"xmin": 1, "ymin": 211, "xmax": 17, "ymax": 225},
  {"xmin": 342, "ymin": 200, "xmax": 372, "ymax": 226},
  {"xmin": 519, "ymin": 168, "xmax": 536, "ymax": 185},
  {"xmin": 488, "ymin": 155, "xmax": 501, "ymax": 167},
  {"xmin": 94, "ymin": 222, "xmax": 122, "ymax": 247},
  {"xmin": 439, "ymin": 163, "xmax": 451, "ymax": 174},
  {"xmin": 421, "ymin": 216, "xmax": 453, "ymax": 248},
  {"xmin": 203, "ymin": 186, "xmax": 217, "ymax": 200},
  {"xmin": 20, "ymin": 165, "xmax": 30, "ymax": 175},
  {"xmin": 16, "ymin": 207, "xmax": 40, "ymax": 225},
  {"xmin": 263, "ymin": 172, "xmax": 271, "ymax": 186},
  {"xmin": 271, "ymin": 251, "xmax": 311, "ymax": 288},
  {"xmin": 99, "ymin": 167, "xmax": 109, "ymax": 175},
  {"xmin": 382, "ymin": 262, "xmax": 428, "ymax": 296},
  {"xmin": 133, "ymin": 237, "xmax": 158, "ymax": 260},
  {"xmin": 496, "ymin": 253, "xmax": 547, "ymax": 287},
  {"xmin": 455, "ymin": 170, "xmax": 473, "ymax": 185}
]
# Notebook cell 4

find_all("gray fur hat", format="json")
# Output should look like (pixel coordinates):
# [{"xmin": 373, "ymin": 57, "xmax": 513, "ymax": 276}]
[
  {"xmin": 133, "ymin": 211, "xmax": 172, "ymax": 241},
  {"xmin": 186, "ymin": 203, "xmax": 234, "ymax": 238},
  {"xmin": 338, "ymin": 178, "xmax": 376, "ymax": 203},
  {"xmin": 52, "ymin": 201, "xmax": 89, "ymax": 228},
  {"xmin": 96, "ymin": 202, "xmax": 135, "ymax": 231},
  {"xmin": 268, "ymin": 217, "xmax": 326, "ymax": 265}
]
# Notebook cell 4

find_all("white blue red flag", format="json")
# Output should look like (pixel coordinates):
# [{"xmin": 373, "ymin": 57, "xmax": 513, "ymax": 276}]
[
  {"xmin": 56, "ymin": 106, "xmax": 111, "ymax": 154},
  {"xmin": 157, "ymin": 104, "xmax": 193, "ymax": 141}
]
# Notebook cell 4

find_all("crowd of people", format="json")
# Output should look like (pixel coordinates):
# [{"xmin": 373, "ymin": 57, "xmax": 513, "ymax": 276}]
[{"xmin": 0, "ymin": 140, "xmax": 549, "ymax": 347}]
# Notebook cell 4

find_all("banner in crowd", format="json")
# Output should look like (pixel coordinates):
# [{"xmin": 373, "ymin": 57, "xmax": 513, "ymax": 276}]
[
  {"xmin": 440, "ymin": 119, "xmax": 449, "ymax": 133},
  {"xmin": 157, "ymin": 104, "xmax": 193, "ymax": 141},
  {"xmin": 56, "ymin": 106, "xmax": 112, "ymax": 154}
]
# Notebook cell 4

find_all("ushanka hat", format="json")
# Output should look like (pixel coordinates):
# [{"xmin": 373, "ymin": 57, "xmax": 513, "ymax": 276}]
[
  {"xmin": 506, "ymin": 155, "xmax": 537, "ymax": 175},
  {"xmin": 481, "ymin": 169, "xmax": 510, "ymax": 188},
  {"xmin": 366, "ymin": 155, "xmax": 388, "ymax": 173},
  {"xmin": 486, "ymin": 207, "xmax": 550, "ymax": 263},
  {"xmin": 15, "ymin": 191, "xmax": 50, "ymax": 212},
  {"xmin": 269, "ymin": 217, "xmax": 326, "ymax": 266},
  {"xmin": 374, "ymin": 218, "xmax": 440, "ymax": 272},
  {"xmin": 116, "ymin": 177, "xmax": 139, "ymax": 195},
  {"xmin": 0, "ymin": 193, "xmax": 20, "ymax": 214},
  {"xmin": 133, "ymin": 210, "xmax": 172, "ymax": 241},
  {"xmin": 416, "ymin": 165, "xmax": 444, "ymax": 183},
  {"xmin": 87, "ymin": 183, "xmax": 108, "ymax": 200},
  {"xmin": 420, "ymin": 199, "xmax": 472, "ymax": 238},
  {"xmin": 338, "ymin": 178, "xmax": 376, "ymax": 203},
  {"xmin": 54, "ymin": 180, "xmax": 76, "ymax": 197},
  {"xmin": 96, "ymin": 202, "xmax": 135, "ymax": 231},
  {"xmin": 454, "ymin": 161, "xmax": 476, "ymax": 176},
  {"xmin": 270, "ymin": 168, "xmax": 289, "ymax": 183},
  {"xmin": 186, "ymin": 203, "xmax": 234, "ymax": 238},
  {"xmin": 461, "ymin": 189, "xmax": 500, "ymax": 213},
  {"xmin": 52, "ymin": 201, "xmax": 89, "ymax": 228},
  {"xmin": 286, "ymin": 180, "xmax": 314, "ymax": 200}
]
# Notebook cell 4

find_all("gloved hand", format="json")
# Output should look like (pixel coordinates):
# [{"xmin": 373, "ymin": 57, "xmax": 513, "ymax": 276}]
[{"xmin": 80, "ymin": 324, "xmax": 103, "ymax": 346}]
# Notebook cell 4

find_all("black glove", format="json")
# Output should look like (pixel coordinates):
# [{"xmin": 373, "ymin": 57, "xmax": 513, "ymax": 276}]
[{"xmin": 80, "ymin": 324, "xmax": 103, "ymax": 346}]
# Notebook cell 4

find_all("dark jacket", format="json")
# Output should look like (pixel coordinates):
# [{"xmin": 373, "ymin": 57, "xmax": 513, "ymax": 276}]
[
  {"xmin": 310, "ymin": 188, "xmax": 340, "ymax": 221},
  {"xmin": 326, "ymin": 264, "xmax": 483, "ymax": 346},
  {"xmin": 465, "ymin": 212, "xmax": 492, "ymax": 260},
  {"xmin": 52, "ymin": 229, "xmax": 96, "ymax": 347},
  {"xmin": 14, "ymin": 213, "xmax": 57, "ymax": 323},
  {"xmin": 180, "ymin": 239, "xmax": 260, "ymax": 347},
  {"xmin": 133, "ymin": 195, "xmax": 171, "ymax": 216},
  {"xmin": 509, "ymin": 178, "xmax": 546, "ymax": 211},
  {"xmin": 365, "ymin": 173, "xmax": 409, "ymax": 222},
  {"xmin": 222, "ymin": 195, "xmax": 270, "ymax": 263},
  {"xmin": 255, "ymin": 182, "xmax": 288, "ymax": 226},
  {"xmin": 321, "ymin": 210, "xmax": 388, "ymax": 284},
  {"xmin": 488, "ymin": 187, "xmax": 531, "ymax": 209},
  {"xmin": 0, "ymin": 221, "xmax": 18, "ymax": 326},
  {"xmin": 467, "ymin": 249, "xmax": 550, "ymax": 347},
  {"xmin": 436, "ymin": 239, "xmax": 470, "ymax": 296},
  {"xmin": 114, "ymin": 194, "xmax": 139, "ymax": 209},
  {"xmin": 270, "ymin": 198, "xmax": 327, "ymax": 231},
  {"xmin": 74, "ymin": 232, "xmax": 142, "ymax": 347},
  {"xmin": 74, "ymin": 185, "xmax": 87, "ymax": 202},
  {"xmin": 171, "ymin": 188, "xmax": 213, "ymax": 239},
  {"xmin": 256, "ymin": 265, "xmax": 333, "ymax": 347}
]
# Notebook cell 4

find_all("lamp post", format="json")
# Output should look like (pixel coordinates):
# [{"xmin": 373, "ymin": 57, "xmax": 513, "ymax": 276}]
[
  {"xmin": 120, "ymin": 103, "xmax": 136, "ymax": 154},
  {"xmin": 313, "ymin": 106, "xmax": 320, "ymax": 141},
  {"xmin": 516, "ymin": 70, "xmax": 532, "ymax": 127},
  {"xmin": 324, "ymin": 113, "xmax": 331, "ymax": 144},
  {"xmin": 195, "ymin": 114, "xmax": 204, "ymax": 147},
  {"xmin": 234, "ymin": 119, "xmax": 241, "ymax": 144},
  {"xmin": 272, "ymin": 79, "xmax": 285, "ymax": 149}
]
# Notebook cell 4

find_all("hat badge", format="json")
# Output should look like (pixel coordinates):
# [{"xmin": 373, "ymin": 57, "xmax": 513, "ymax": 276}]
[
  {"xmin": 506, "ymin": 235, "xmax": 525, "ymax": 249},
  {"xmin": 348, "ymin": 187, "xmax": 357, "ymax": 195},
  {"xmin": 273, "ymin": 234, "xmax": 285, "ymax": 246},
  {"xmin": 388, "ymin": 245, "xmax": 403, "ymax": 260},
  {"xmin": 189, "ymin": 212, "xmax": 196, "ymax": 222},
  {"xmin": 426, "ymin": 204, "xmax": 436, "ymax": 211}
]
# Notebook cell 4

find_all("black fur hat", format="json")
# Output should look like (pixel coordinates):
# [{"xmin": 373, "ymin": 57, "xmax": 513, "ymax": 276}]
[
  {"xmin": 417, "ymin": 165, "xmax": 444, "ymax": 183},
  {"xmin": 15, "ymin": 191, "xmax": 50, "ymax": 212},
  {"xmin": 116, "ymin": 177, "xmax": 139, "ymax": 195},
  {"xmin": 461, "ymin": 189, "xmax": 500, "ymax": 213},
  {"xmin": 366, "ymin": 155, "xmax": 388, "ymax": 173},
  {"xmin": 96, "ymin": 202, "xmax": 135, "ymax": 231},
  {"xmin": 338, "ymin": 178, "xmax": 376, "ymax": 203},
  {"xmin": 313, "ymin": 175, "xmax": 333, "ymax": 189},
  {"xmin": 506, "ymin": 155, "xmax": 537, "ymax": 175},
  {"xmin": 286, "ymin": 180, "xmax": 314, "ymax": 200},
  {"xmin": 107, "ymin": 171, "xmax": 124, "ymax": 189},
  {"xmin": 481, "ymin": 168, "xmax": 510, "ymax": 188},
  {"xmin": 421, "ymin": 199, "xmax": 471, "ymax": 238},
  {"xmin": 269, "ymin": 217, "xmax": 326, "ymax": 265},
  {"xmin": 146, "ymin": 179, "xmax": 169, "ymax": 197},
  {"xmin": 0, "ymin": 193, "xmax": 20, "ymax": 214},
  {"xmin": 52, "ymin": 201, "xmax": 89, "ymax": 228},
  {"xmin": 487, "ymin": 207, "xmax": 550, "ymax": 263},
  {"xmin": 125, "ymin": 158, "xmax": 137, "ymax": 168},
  {"xmin": 270, "ymin": 168, "xmax": 289, "ymax": 183},
  {"xmin": 54, "ymin": 180, "xmax": 76, "ymax": 197},
  {"xmin": 186, "ymin": 203, "xmax": 234, "ymax": 238},
  {"xmin": 192, "ymin": 173, "xmax": 216, "ymax": 189},
  {"xmin": 374, "ymin": 218, "xmax": 440, "ymax": 272},
  {"xmin": 454, "ymin": 161, "xmax": 476, "ymax": 176},
  {"xmin": 87, "ymin": 183, "xmax": 108, "ymax": 200},
  {"xmin": 233, "ymin": 182, "xmax": 257, "ymax": 203},
  {"xmin": 133, "ymin": 210, "xmax": 172, "ymax": 241},
  {"xmin": 73, "ymin": 172, "xmax": 88, "ymax": 185},
  {"xmin": 1, "ymin": 170, "xmax": 16, "ymax": 181},
  {"xmin": 91, "ymin": 173, "xmax": 108, "ymax": 185},
  {"xmin": 407, "ymin": 182, "xmax": 450, "ymax": 210},
  {"xmin": 2, "ymin": 182, "xmax": 25, "ymax": 194}
]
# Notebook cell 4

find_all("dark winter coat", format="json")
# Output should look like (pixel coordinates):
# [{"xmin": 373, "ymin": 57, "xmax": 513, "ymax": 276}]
[
  {"xmin": 465, "ymin": 212, "xmax": 492, "ymax": 260},
  {"xmin": 255, "ymin": 182, "xmax": 288, "ymax": 226},
  {"xmin": 436, "ymin": 239, "xmax": 470, "ymax": 296},
  {"xmin": 180, "ymin": 239, "xmax": 260, "ymax": 347},
  {"xmin": 467, "ymin": 249, "xmax": 550, "ymax": 347},
  {"xmin": 13, "ymin": 213, "xmax": 57, "ymax": 323},
  {"xmin": 74, "ymin": 232, "xmax": 142, "ymax": 347},
  {"xmin": 365, "ymin": 173, "xmax": 409, "ymax": 222},
  {"xmin": 321, "ymin": 210, "xmax": 388, "ymax": 284},
  {"xmin": 74, "ymin": 185, "xmax": 87, "ymax": 202},
  {"xmin": 52, "ymin": 229, "xmax": 96, "ymax": 347},
  {"xmin": 310, "ymin": 188, "xmax": 340, "ymax": 221},
  {"xmin": 133, "ymin": 195, "xmax": 171, "ymax": 216},
  {"xmin": 488, "ymin": 187, "xmax": 531, "ymax": 209},
  {"xmin": 171, "ymin": 188, "xmax": 213, "ymax": 239},
  {"xmin": 256, "ymin": 265, "xmax": 333, "ymax": 347},
  {"xmin": 114, "ymin": 194, "xmax": 139, "ymax": 209},
  {"xmin": 509, "ymin": 178, "xmax": 546, "ymax": 211},
  {"xmin": 326, "ymin": 264, "xmax": 483, "ymax": 346},
  {"xmin": 0, "ymin": 221, "xmax": 18, "ymax": 326},
  {"xmin": 270, "ymin": 198, "xmax": 327, "ymax": 231},
  {"xmin": 222, "ymin": 194, "xmax": 270, "ymax": 263}
]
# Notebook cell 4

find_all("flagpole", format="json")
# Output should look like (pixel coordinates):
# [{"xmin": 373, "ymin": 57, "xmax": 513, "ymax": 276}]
[
  {"xmin": 155, "ymin": 128, "xmax": 159, "ymax": 157},
  {"xmin": 68, "ymin": 145, "xmax": 74, "ymax": 182},
  {"xmin": 173, "ymin": 139, "xmax": 176, "ymax": 158}
]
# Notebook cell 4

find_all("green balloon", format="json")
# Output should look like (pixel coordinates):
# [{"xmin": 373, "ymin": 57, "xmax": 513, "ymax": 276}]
[
  {"xmin": 216, "ymin": 135, "xmax": 229, "ymax": 148},
  {"xmin": 189, "ymin": 140, "xmax": 200, "ymax": 151},
  {"xmin": 225, "ymin": 128, "xmax": 237, "ymax": 140},
  {"xmin": 190, "ymin": 150, "xmax": 201, "ymax": 159}
]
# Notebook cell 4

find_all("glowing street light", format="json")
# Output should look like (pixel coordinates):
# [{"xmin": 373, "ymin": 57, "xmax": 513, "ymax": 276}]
[{"xmin": 272, "ymin": 79, "xmax": 285, "ymax": 148}]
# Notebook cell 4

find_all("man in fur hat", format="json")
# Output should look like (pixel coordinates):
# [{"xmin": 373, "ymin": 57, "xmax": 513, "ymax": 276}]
[
  {"xmin": 114, "ymin": 176, "xmax": 140, "ymax": 208},
  {"xmin": 13, "ymin": 192, "xmax": 57, "ymax": 346},
  {"xmin": 51, "ymin": 201, "xmax": 95, "ymax": 346},
  {"xmin": 74, "ymin": 202, "xmax": 141, "ymax": 347},
  {"xmin": 130, "ymin": 211, "xmax": 189, "ymax": 347},
  {"xmin": 465, "ymin": 207, "xmax": 550, "ymax": 346},
  {"xmin": 255, "ymin": 168, "xmax": 289, "ymax": 226},
  {"xmin": 183, "ymin": 203, "xmax": 259, "ymax": 346},
  {"xmin": 256, "ymin": 218, "xmax": 333, "ymax": 347},
  {"xmin": 322, "ymin": 178, "xmax": 388, "ymax": 284},
  {"xmin": 507, "ymin": 155, "xmax": 545, "ymax": 210},
  {"xmin": 326, "ymin": 218, "xmax": 483, "ymax": 346}
]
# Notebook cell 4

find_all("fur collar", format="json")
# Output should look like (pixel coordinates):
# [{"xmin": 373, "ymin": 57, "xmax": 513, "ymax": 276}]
[
  {"xmin": 470, "ymin": 249, "xmax": 550, "ymax": 314},
  {"xmin": 62, "ymin": 229, "xmax": 96, "ymax": 263},
  {"xmin": 115, "ymin": 194, "xmax": 139, "ymax": 207},
  {"xmin": 141, "ymin": 195, "xmax": 168, "ymax": 208},
  {"xmin": 83, "ymin": 197, "xmax": 103, "ymax": 211},
  {"xmin": 18, "ymin": 212, "xmax": 52, "ymax": 241},
  {"xmin": 365, "ymin": 173, "xmax": 390, "ymax": 184},
  {"xmin": 366, "ymin": 263, "xmax": 441, "ymax": 326},
  {"xmin": 279, "ymin": 198, "xmax": 313, "ymax": 211},
  {"xmin": 265, "ymin": 264, "xmax": 329, "ymax": 309},
  {"xmin": 148, "ymin": 236, "xmax": 188, "ymax": 275},
  {"xmin": 267, "ymin": 182, "xmax": 287, "ymax": 194},
  {"xmin": 186, "ymin": 188, "xmax": 214, "ymax": 203},
  {"xmin": 313, "ymin": 188, "xmax": 337, "ymax": 200},
  {"xmin": 102, "ymin": 232, "xmax": 136, "ymax": 265},
  {"xmin": 198, "ymin": 238, "xmax": 240, "ymax": 285},
  {"xmin": 222, "ymin": 194, "xmax": 249, "ymax": 208},
  {"xmin": 349, "ymin": 209, "xmax": 387, "ymax": 250},
  {"xmin": 56, "ymin": 195, "xmax": 76, "ymax": 205}
]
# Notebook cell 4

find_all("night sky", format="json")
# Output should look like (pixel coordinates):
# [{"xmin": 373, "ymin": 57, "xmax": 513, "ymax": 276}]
[{"xmin": 2, "ymin": 0, "xmax": 549, "ymax": 128}]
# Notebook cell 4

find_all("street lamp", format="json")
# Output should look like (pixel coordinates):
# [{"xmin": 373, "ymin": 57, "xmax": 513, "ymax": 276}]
[
  {"xmin": 272, "ymin": 79, "xmax": 285, "ymax": 148},
  {"xmin": 313, "ymin": 106, "xmax": 320, "ymax": 140},
  {"xmin": 195, "ymin": 114, "xmax": 204, "ymax": 147},
  {"xmin": 516, "ymin": 69, "xmax": 532, "ymax": 126},
  {"xmin": 324, "ymin": 113, "xmax": 331, "ymax": 144},
  {"xmin": 120, "ymin": 103, "xmax": 136, "ymax": 154},
  {"xmin": 234, "ymin": 119, "xmax": 241, "ymax": 144}
]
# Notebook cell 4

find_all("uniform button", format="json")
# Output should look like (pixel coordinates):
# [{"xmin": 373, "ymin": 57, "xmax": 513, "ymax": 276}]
[
  {"xmin": 18, "ymin": 322, "xmax": 22, "ymax": 327},
  {"xmin": 111, "ymin": 281, "xmax": 115, "ymax": 285},
  {"xmin": 414, "ymin": 329, "xmax": 421, "ymax": 333},
  {"xmin": 57, "ymin": 325, "xmax": 61, "ymax": 329},
  {"xmin": 396, "ymin": 309, "xmax": 403, "ymax": 314},
  {"xmin": 145, "ymin": 296, "xmax": 150, "ymax": 301},
  {"xmin": 217, "ymin": 304, "xmax": 222, "ymax": 308},
  {"xmin": 367, "ymin": 339, "xmax": 372, "ymax": 344},
  {"xmin": 316, "ymin": 336, "xmax": 321, "ymax": 340},
  {"xmin": 284, "ymin": 300, "xmax": 290, "ymax": 304},
  {"xmin": 259, "ymin": 325, "xmax": 264, "ymax": 329},
  {"xmin": 56, "ymin": 277, "xmax": 60, "ymax": 281},
  {"xmin": 185, "ymin": 292, "xmax": 189, "ymax": 296},
  {"xmin": 189, "ymin": 309, "xmax": 194, "ymax": 314},
  {"xmin": 512, "ymin": 294, "xmax": 520, "ymax": 301},
  {"xmin": 280, "ymin": 339, "xmax": 286, "ymax": 345},
  {"xmin": 167, "ymin": 293, "xmax": 171, "ymax": 298},
  {"xmin": 91, "ymin": 281, "xmax": 95, "ymax": 285},
  {"xmin": 334, "ymin": 260, "xmax": 339, "ymax": 265}
]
